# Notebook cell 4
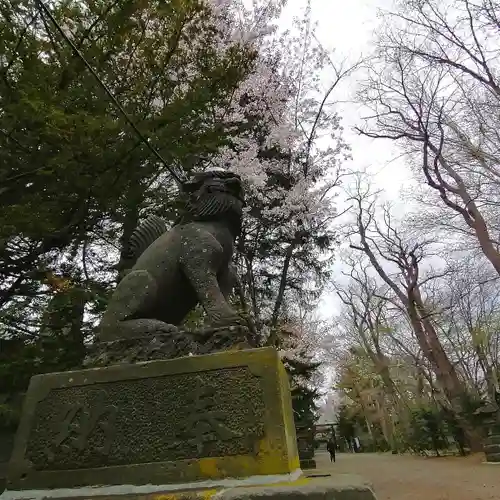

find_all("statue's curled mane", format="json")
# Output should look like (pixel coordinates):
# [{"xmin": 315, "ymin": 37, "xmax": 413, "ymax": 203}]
[{"xmin": 117, "ymin": 170, "xmax": 244, "ymax": 274}]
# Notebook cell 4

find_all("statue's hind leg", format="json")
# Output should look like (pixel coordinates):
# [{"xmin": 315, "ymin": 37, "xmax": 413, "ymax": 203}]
[{"xmin": 99, "ymin": 270, "xmax": 178, "ymax": 341}]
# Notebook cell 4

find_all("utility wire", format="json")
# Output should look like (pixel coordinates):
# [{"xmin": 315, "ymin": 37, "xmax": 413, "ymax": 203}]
[{"xmin": 34, "ymin": 0, "xmax": 186, "ymax": 187}]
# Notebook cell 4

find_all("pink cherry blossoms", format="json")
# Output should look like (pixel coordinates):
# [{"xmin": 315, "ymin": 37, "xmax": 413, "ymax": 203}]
[{"xmin": 201, "ymin": 0, "xmax": 349, "ymax": 236}]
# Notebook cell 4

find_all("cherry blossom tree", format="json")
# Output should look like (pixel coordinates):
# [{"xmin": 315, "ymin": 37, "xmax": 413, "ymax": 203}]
[
  {"xmin": 0, "ymin": 0, "xmax": 351, "ymax": 394},
  {"xmin": 202, "ymin": 1, "xmax": 356, "ymax": 333}
]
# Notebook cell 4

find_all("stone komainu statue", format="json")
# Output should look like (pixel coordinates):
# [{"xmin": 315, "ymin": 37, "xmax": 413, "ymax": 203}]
[{"xmin": 98, "ymin": 170, "xmax": 245, "ymax": 342}]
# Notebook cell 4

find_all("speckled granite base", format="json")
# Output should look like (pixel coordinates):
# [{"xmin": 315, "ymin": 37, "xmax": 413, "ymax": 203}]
[
  {"xmin": 0, "ymin": 473, "xmax": 378, "ymax": 500},
  {"xmin": 6, "ymin": 348, "xmax": 298, "ymax": 491}
]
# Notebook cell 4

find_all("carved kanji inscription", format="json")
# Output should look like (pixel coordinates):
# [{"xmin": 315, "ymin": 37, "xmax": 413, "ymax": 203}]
[
  {"xmin": 45, "ymin": 397, "xmax": 117, "ymax": 462},
  {"xmin": 25, "ymin": 367, "xmax": 265, "ymax": 471},
  {"xmin": 175, "ymin": 377, "xmax": 242, "ymax": 453}
]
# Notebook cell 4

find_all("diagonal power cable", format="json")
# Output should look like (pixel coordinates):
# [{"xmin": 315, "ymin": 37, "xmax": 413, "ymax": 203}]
[{"xmin": 34, "ymin": 0, "xmax": 186, "ymax": 187}]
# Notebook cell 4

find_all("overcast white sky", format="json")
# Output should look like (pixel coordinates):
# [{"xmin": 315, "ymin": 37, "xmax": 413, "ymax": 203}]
[
  {"xmin": 276, "ymin": 0, "xmax": 415, "ymax": 319},
  {"xmin": 283, "ymin": 0, "xmax": 412, "ymax": 195}
]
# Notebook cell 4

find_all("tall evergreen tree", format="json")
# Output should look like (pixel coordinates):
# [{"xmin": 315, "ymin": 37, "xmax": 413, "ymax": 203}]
[
  {"xmin": 0, "ymin": 1, "xmax": 346, "ymax": 432},
  {"xmin": 286, "ymin": 355, "xmax": 322, "ymax": 428}
]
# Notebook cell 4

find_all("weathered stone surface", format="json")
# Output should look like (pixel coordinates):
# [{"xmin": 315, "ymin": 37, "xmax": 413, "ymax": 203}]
[
  {"xmin": 0, "ymin": 474, "xmax": 378, "ymax": 500},
  {"xmin": 487, "ymin": 433, "xmax": 500, "ymax": 445},
  {"xmin": 6, "ymin": 348, "xmax": 299, "ymax": 491},
  {"xmin": 479, "ymin": 411, "xmax": 500, "ymax": 462},
  {"xmin": 99, "ymin": 170, "xmax": 248, "ymax": 344},
  {"xmin": 474, "ymin": 402, "xmax": 500, "ymax": 463},
  {"xmin": 299, "ymin": 459, "xmax": 316, "ymax": 470},
  {"xmin": 84, "ymin": 326, "xmax": 251, "ymax": 368},
  {"xmin": 296, "ymin": 426, "xmax": 315, "ymax": 466},
  {"xmin": 484, "ymin": 436, "xmax": 500, "ymax": 462},
  {"xmin": 217, "ymin": 475, "xmax": 377, "ymax": 500}
]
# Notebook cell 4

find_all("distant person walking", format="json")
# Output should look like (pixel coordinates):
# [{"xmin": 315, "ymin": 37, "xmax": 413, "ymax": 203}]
[
  {"xmin": 354, "ymin": 436, "xmax": 361, "ymax": 453},
  {"xmin": 326, "ymin": 435, "xmax": 336, "ymax": 463}
]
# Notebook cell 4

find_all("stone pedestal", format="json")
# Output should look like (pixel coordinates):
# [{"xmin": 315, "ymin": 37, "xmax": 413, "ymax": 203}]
[
  {"xmin": 2, "ymin": 347, "xmax": 379, "ymax": 500},
  {"xmin": 475, "ymin": 403, "xmax": 500, "ymax": 463},
  {"xmin": 1, "ymin": 473, "xmax": 377, "ymax": 500},
  {"xmin": 4, "ymin": 348, "xmax": 299, "ymax": 493},
  {"xmin": 484, "ymin": 432, "xmax": 500, "ymax": 463},
  {"xmin": 296, "ymin": 427, "xmax": 316, "ymax": 470}
]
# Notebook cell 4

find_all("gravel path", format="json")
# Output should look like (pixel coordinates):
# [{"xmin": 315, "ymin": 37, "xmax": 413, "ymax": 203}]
[{"xmin": 315, "ymin": 451, "xmax": 500, "ymax": 500}]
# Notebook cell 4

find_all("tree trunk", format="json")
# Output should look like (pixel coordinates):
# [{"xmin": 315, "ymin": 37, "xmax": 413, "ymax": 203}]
[
  {"xmin": 409, "ymin": 292, "xmax": 484, "ymax": 451},
  {"xmin": 271, "ymin": 241, "xmax": 297, "ymax": 330}
]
